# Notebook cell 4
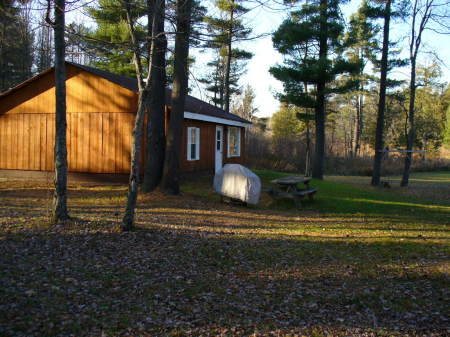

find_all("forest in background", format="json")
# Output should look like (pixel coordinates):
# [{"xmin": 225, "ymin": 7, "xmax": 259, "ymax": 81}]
[{"xmin": 247, "ymin": 61, "xmax": 450, "ymax": 176}]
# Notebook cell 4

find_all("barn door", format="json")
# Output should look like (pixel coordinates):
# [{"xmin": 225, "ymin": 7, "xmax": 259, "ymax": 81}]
[{"xmin": 215, "ymin": 126, "xmax": 223, "ymax": 173}]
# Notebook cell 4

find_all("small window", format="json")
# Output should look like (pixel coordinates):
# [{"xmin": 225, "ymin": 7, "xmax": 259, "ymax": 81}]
[
  {"xmin": 216, "ymin": 129, "xmax": 222, "ymax": 151},
  {"xmin": 227, "ymin": 127, "xmax": 241, "ymax": 157},
  {"xmin": 187, "ymin": 127, "xmax": 200, "ymax": 161}
]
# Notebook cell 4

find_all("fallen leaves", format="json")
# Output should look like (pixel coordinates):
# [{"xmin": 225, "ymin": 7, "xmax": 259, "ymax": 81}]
[{"xmin": 0, "ymin": 178, "xmax": 448, "ymax": 336}]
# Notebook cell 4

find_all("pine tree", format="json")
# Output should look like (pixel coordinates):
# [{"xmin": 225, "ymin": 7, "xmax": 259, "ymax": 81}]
[
  {"xmin": 270, "ymin": 0, "xmax": 360, "ymax": 180},
  {"xmin": 370, "ymin": 0, "xmax": 393, "ymax": 186},
  {"xmin": 201, "ymin": 0, "xmax": 252, "ymax": 112},
  {"xmin": 161, "ymin": 0, "xmax": 194, "ymax": 195},
  {"xmin": 369, "ymin": 0, "xmax": 409, "ymax": 185},
  {"xmin": 142, "ymin": 0, "xmax": 167, "ymax": 192},
  {"xmin": 87, "ymin": 0, "xmax": 147, "ymax": 77},
  {"xmin": 0, "ymin": 1, "xmax": 34, "ymax": 92},
  {"xmin": 345, "ymin": 0, "xmax": 379, "ymax": 157}
]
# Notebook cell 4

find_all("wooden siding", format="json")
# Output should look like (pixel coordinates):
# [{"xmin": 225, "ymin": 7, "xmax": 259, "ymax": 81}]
[
  {"xmin": 0, "ymin": 64, "xmax": 246, "ymax": 174},
  {"xmin": 0, "ymin": 65, "xmax": 137, "ymax": 115},
  {"xmin": 181, "ymin": 120, "xmax": 215, "ymax": 172},
  {"xmin": 180, "ymin": 120, "xmax": 245, "ymax": 173},
  {"xmin": 0, "ymin": 113, "xmax": 55, "ymax": 171},
  {"xmin": 0, "ymin": 64, "xmax": 136, "ymax": 173}
]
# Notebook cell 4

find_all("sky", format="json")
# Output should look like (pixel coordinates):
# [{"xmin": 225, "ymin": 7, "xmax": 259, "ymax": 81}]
[{"xmin": 189, "ymin": 0, "xmax": 450, "ymax": 118}]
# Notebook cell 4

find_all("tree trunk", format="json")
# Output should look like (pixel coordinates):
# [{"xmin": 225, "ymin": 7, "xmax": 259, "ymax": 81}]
[
  {"xmin": 305, "ymin": 120, "xmax": 311, "ymax": 177},
  {"xmin": 312, "ymin": 0, "xmax": 328, "ymax": 180},
  {"xmin": 52, "ymin": 0, "xmax": 69, "ymax": 222},
  {"xmin": 313, "ymin": 83, "xmax": 326, "ymax": 180},
  {"xmin": 143, "ymin": 0, "xmax": 167, "ymax": 192},
  {"xmin": 223, "ymin": 6, "xmax": 234, "ymax": 114},
  {"xmin": 400, "ymin": 0, "xmax": 432, "ymax": 187},
  {"xmin": 303, "ymin": 81, "xmax": 312, "ymax": 177},
  {"xmin": 371, "ymin": 0, "xmax": 391, "ymax": 186},
  {"xmin": 348, "ymin": 114, "xmax": 354, "ymax": 158},
  {"xmin": 122, "ymin": 90, "xmax": 150, "ymax": 230},
  {"xmin": 161, "ymin": 0, "xmax": 192, "ymax": 194},
  {"xmin": 400, "ymin": 57, "xmax": 416, "ymax": 187},
  {"xmin": 354, "ymin": 89, "xmax": 363, "ymax": 157},
  {"xmin": 121, "ymin": 0, "xmax": 149, "ymax": 231}
]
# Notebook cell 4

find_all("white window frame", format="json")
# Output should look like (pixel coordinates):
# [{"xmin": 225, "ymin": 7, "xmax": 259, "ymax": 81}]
[
  {"xmin": 227, "ymin": 127, "xmax": 241, "ymax": 158},
  {"xmin": 187, "ymin": 127, "xmax": 200, "ymax": 161}
]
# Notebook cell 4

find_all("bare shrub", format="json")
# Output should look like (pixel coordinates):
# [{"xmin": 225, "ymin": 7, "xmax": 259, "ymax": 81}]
[{"xmin": 246, "ymin": 129, "xmax": 450, "ymax": 175}]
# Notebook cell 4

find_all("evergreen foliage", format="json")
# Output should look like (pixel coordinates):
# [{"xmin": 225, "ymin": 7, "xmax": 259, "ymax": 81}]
[
  {"xmin": 0, "ymin": 0, "xmax": 34, "ymax": 92},
  {"xmin": 200, "ymin": 0, "xmax": 253, "ymax": 110},
  {"xmin": 270, "ymin": 0, "xmax": 360, "ymax": 179},
  {"xmin": 87, "ymin": 0, "xmax": 148, "ymax": 77},
  {"xmin": 270, "ymin": 1, "xmax": 360, "ymax": 107}
]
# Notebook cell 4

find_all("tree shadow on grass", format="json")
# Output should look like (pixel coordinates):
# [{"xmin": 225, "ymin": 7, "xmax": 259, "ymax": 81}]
[
  {"xmin": 0, "ymin": 227, "xmax": 448, "ymax": 336},
  {"xmin": 0, "ymin": 178, "xmax": 449, "ymax": 335}
]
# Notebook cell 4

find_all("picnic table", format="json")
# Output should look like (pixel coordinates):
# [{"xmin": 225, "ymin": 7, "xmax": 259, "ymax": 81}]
[{"xmin": 267, "ymin": 176, "xmax": 319, "ymax": 208}]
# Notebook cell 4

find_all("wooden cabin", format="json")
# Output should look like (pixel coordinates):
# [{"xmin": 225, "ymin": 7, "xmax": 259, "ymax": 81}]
[{"xmin": 0, "ymin": 62, "xmax": 251, "ymax": 175}]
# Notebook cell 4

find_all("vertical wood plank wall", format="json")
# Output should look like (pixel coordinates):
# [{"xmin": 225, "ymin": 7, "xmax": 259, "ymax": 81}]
[{"xmin": 0, "ymin": 65, "xmax": 136, "ymax": 173}]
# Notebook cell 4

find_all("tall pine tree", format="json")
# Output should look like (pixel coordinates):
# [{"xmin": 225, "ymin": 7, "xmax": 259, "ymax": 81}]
[
  {"xmin": 46, "ymin": 0, "xmax": 70, "ymax": 222},
  {"xmin": 201, "ymin": 0, "xmax": 252, "ymax": 112},
  {"xmin": 0, "ymin": 0, "xmax": 34, "ymax": 92},
  {"xmin": 161, "ymin": 0, "xmax": 194, "ymax": 194},
  {"xmin": 142, "ymin": 0, "xmax": 167, "ymax": 192},
  {"xmin": 270, "ymin": 0, "xmax": 360, "ymax": 179},
  {"xmin": 369, "ymin": 0, "xmax": 408, "ymax": 185}
]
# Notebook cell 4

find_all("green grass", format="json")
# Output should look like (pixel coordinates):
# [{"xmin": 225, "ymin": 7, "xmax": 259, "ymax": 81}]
[
  {"xmin": 390, "ymin": 170, "xmax": 450, "ymax": 183},
  {"xmin": 255, "ymin": 169, "xmax": 450, "ymax": 223}
]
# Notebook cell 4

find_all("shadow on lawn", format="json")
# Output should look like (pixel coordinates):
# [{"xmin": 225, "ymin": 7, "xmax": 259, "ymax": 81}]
[
  {"xmin": 1, "ymin": 177, "xmax": 449, "ymax": 225},
  {"xmin": 0, "ymin": 227, "xmax": 449, "ymax": 336},
  {"xmin": 2, "ymin": 203, "xmax": 446, "ymax": 237},
  {"xmin": 0, "ymin": 180, "xmax": 449, "ymax": 335},
  {"xmin": 0, "ymin": 188, "xmax": 126, "ymax": 201}
]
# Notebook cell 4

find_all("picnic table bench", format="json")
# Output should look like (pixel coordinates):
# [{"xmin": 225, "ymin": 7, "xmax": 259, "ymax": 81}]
[{"xmin": 267, "ymin": 176, "xmax": 319, "ymax": 208}]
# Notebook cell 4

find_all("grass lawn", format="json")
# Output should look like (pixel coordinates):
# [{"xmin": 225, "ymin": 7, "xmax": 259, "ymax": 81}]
[{"xmin": 0, "ymin": 170, "xmax": 448, "ymax": 336}]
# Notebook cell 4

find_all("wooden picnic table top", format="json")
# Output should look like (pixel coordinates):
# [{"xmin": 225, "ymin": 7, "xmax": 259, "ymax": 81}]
[{"xmin": 270, "ymin": 176, "xmax": 312, "ymax": 185}]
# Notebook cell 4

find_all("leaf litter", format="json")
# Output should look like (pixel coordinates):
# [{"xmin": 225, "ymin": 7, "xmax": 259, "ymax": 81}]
[{"xmin": 0, "ymin": 179, "xmax": 448, "ymax": 336}]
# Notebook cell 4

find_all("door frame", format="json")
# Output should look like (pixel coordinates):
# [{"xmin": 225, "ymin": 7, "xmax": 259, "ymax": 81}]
[{"xmin": 215, "ymin": 125, "xmax": 223, "ymax": 173}]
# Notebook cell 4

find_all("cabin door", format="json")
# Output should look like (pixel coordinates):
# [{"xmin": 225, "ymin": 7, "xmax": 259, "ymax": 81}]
[{"xmin": 215, "ymin": 126, "xmax": 223, "ymax": 173}]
